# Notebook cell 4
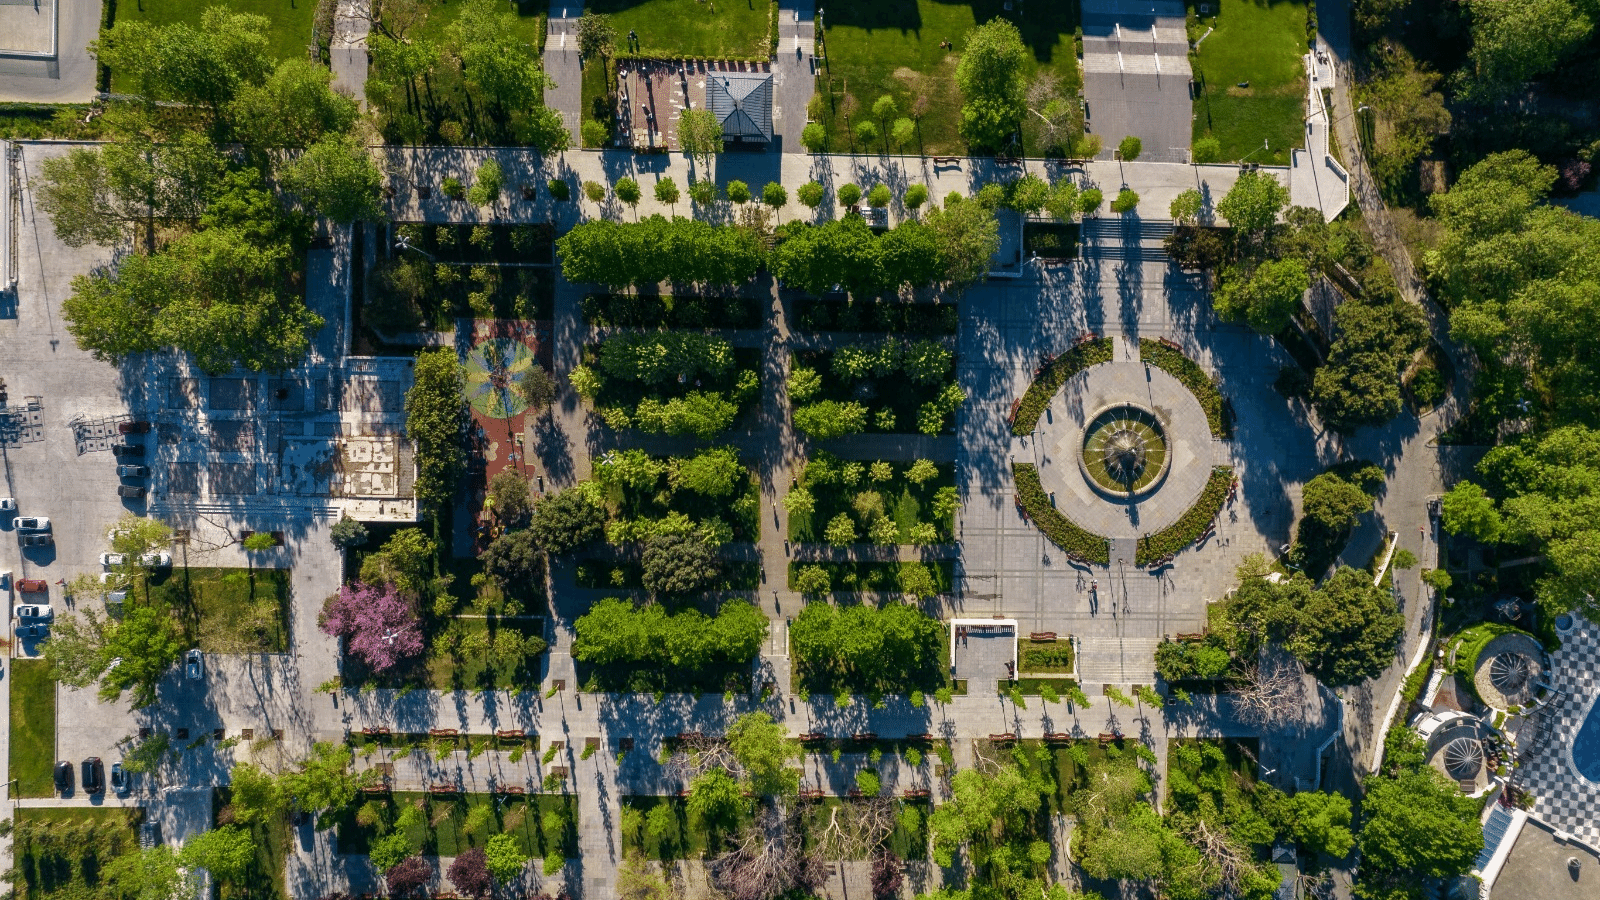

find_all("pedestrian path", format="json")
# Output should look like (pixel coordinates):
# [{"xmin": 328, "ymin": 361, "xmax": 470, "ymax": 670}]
[
  {"xmin": 545, "ymin": 1, "xmax": 585, "ymax": 145},
  {"xmin": 1288, "ymin": 49, "xmax": 1350, "ymax": 222},
  {"xmin": 331, "ymin": 0, "xmax": 372, "ymax": 107}
]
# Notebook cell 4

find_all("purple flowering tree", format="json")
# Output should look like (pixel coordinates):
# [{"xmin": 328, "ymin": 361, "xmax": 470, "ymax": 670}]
[{"xmin": 319, "ymin": 581, "xmax": 423, "ymax": 674}]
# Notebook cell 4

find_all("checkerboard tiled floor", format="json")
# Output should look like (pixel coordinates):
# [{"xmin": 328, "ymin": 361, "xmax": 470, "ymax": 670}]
[{"xmin": 1518, "ymin": 615, "xmax": 1600, "ymax": 848}]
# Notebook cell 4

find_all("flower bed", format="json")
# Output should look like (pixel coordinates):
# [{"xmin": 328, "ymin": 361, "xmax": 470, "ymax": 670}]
[
  {"xmin": 1012, "ymin": 463, "xmax": 1111, "ymax": 564},
  {"xmin": 1135, "ymin": 467, "xmax": 1233, "ymax": 565},
  {"xmin": 1011, "ymin": 338, "xmax": 1113, "ymax": 435},
  {"xmin": 1139, "ymin": 339, "xmax": 1230, "ymax": 438}
]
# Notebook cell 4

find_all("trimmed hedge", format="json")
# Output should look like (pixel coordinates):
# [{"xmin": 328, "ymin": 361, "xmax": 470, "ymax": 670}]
[
  {"xmin": 1013, "ymin": 463, "xmax": 1111, "ymax": 564},
  {"xmin": 1012, "ymin": 338, "xmax": 1113, "ymax": 435},
  {"xmin": 1450, "ymin": 623, "xmax": 1535, "ymax": 686},
  {"xmin": 1136, "ymin": 467, "xmax": 1233, "ymax": 565},
  {"xmin": 1139, "ymin": 339, "xmax": 1231, "ymax": 438}
]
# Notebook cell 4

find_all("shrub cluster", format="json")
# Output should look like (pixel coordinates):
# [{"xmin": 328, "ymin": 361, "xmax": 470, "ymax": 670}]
[
  {"xmin": 770, "ymin": 217, "xmax": 944, "ymax": 296},
  {"xmin": 1153, "ymin": 637, "xmax": 1235, "ymax": 683},
  {"xmin": 786, "ymin": 453, "xmax": 957, "ymax": 545},
  {"xmin": 1139, "ymin": 339, "xmax": 1230, "ymax": 438},
  {"xmin": 571, "ymin": 333, "xmax": 759, "ymax": 438},
  {"xmin": 1011, "ymin": 338, "xmax": 1112, "ymax": 435},
  {"xmin": 791, "ymin": 338, "xmax": 965, "ymax": 438},
  {"xmin": 572, "ymin": 597, "xmax": 768, "ymax": 670},
  {"xmin": 796, "ymin": 298, "xmax": 959, "ymax": 336},
  {"xmin": 790, "ymin": 601, "xmax": 945, "ymax": 695},
  {"xmin": 556, "ymin": 216, "xmax": 765, "ymax": 288},
  {"xmin": 1012, "ymin": 463, "xmax": 1111, "ymax": 564},
  {"xmin": 1136, "ymin": 467, "xmax": 1233, "ymax": 564}
]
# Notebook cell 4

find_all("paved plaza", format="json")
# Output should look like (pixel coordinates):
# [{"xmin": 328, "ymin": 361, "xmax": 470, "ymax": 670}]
[{"xmin": 1081, "ymin": 0, "xmax": 1194, "ymax": 163}]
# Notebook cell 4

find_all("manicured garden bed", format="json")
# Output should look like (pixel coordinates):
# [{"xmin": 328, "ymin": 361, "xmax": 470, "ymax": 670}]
[
  {"xmin": 10, "ymin": 660, "xmax": 56, "ymax": 798},
  {"xmin": 620, "ymin": 795, "xmax": 754, "ymax": 860},
  {"xmin": 393, "ymin": 223, "xmax": 554, "ymax": 266},
  {"xmin": 335, "ymin": 791, "xmax": 577, "ymax": 860},
  {"xmin": 790, "ymin": 600, "xmax": 950, "ymax": 698},
  {"xmin": 999, "ymin": 677, "xmax": 1083, "ymax": 697},
  {"xmin": 364, "ymin": 254, "xmax": 555, "ymax": 334},
  {"xmin": 787, "ymin": 454, "xmax": 956, "ymax": 545},
  {"xmin": 1139, "ymin": 339, "xmax": 1231, "ymax": 438},
  {"xmin": 1024, "ymin": 222, "xmax": 1081, "ymax": 260},
  {"xmin": 794, "ymin": 299, "xmax": 959, "ymax": 336},
  {"xmin": 1011, "ymin": 337, "xmax": 1113, "ymax": 435},
  {"xmin": 597, "ymin": 448, "xmax": 762, "ymax": 543},
  {"xmin": 577, "ymin": 337, "xmax": 761, "ymax": 438},
  {"xmin": 1012, "ymin": 463, "xmax": 1112, "ymax": 565},
  {"xmin": 583, "ymin": 293, "xmax": 765, "ymax": 329},
  {"xmin": 787, "ymin": 560, "xmax": 955, "ymax": 595},
  {"xmin": 791, "ymin": 341, "xmax": 964, "ymax": 437},
  {"xmin": 577, "ymin": 558, "xmax": 762, "ymax": 591},
  {"xmin": 345, "ymin": 614, "xmax": 548, "ymax": 692},
  {"xmin": 1135, "ymin": 467, "xmax": 1234, "ymax": 565},
  {"xmin": 1020, "ymin": 641, "xmax": 1075, "ymax": 674}
]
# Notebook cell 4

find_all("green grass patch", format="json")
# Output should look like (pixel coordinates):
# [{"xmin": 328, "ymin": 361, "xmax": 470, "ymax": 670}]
[
  {"xmin": 1136, "ymin": 467, "xmax": 1233, "ymax": 564},
  {"xmin": 591, "ymin": 0, "xmax": 776, "ymax": 60},
  {"xmin": 621, "ymin": 795, "xmax": 753, "ymax": 860},
  {"xmin": 1448, "ymin": 623, "xmax": 1538, "ymax": 686},
  {"xmin": 788, "ymin": 458, "xmax": 955, "ymax": 544},
  {"xmin": 1012, "ymin": 463, "xmax": 1111, "ymax": 564},
  {"xmin": 786, "ymin": 560, "xmax": 955, "ymax": 594},
  {"xmin": 1020, "ymin": 641, "xmax": 1074, "ymax": 674},
  {"xmin": 576, "ymin": 558, "xmax": 762, "ymax": 591},
  {"xmin": 145, "ymin": 567, "xmax": 291, "ymax": 654},
  {"xmin": 13, "ymin": 807, "xmax": 144, "ymax": 900},
  {"xmin": 214, "ymin": 787, "xmax": 292, "ymax": 900},
  {"xmin": 799, "ymin": 797, "xmax": 932, "ymax": 859},
  {"xmin": 1189, "ymin": 0, "xmax": 1310, "ymax": 164},
  {"xmin": 999, "ymin": 676, "xmax": 1081, "ymax": 696},
  {"xmin": 10, "ymin": 660, "xmax": 56, "ymax": 798},
  {"xmin": 580, "ymin": 55, "xmax": 613, "ymax": 146},
  {"xmin": 334, "ymin": 791, "xmax": 577, "ymax": 859},
  {"xmin": 608, "ymin": 463, "xmax": 763, "ymax": 543},
  {"xmin": 1138, "ymin": 338, "xmax": 1230, "ymax": 437},
  {"xmin": 1012, "ymin": 337, "xmax": 1112, "ymax": 435},
  {"xmin": 111, "ymin": 0, "xmax": 319, "ymax": 91},
  {"xmin": 814, "ymin": 0, "xmax": 1081, "ymax": 156}
]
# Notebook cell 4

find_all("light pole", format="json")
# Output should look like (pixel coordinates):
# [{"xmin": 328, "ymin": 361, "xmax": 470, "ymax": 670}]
[{"xmin": 1238, "ymin": 139, "xmax": 1270, "ymax": 165}]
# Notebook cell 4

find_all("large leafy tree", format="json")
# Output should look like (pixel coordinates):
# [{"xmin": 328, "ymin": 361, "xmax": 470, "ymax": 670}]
[
  {"xmin": 1355, "ymin": 769, "xmax": 1482, "ymax": 899},
  {"xmin": 1310, "ymin": 296, "xmax": 1427, "ymax": 432},
  {"xmin": 1217, "ymin": 170, "xmax": 1289, "ymax": 249},
  {"xmin": 446, "ymin": 0, "xmax": 552, "ymax": 113},
  {"xmin": 405, "ymin": 348, "xmax": 468, "ymax": 513},
  {"xmin": 571, "ymin": 597, "xmax": 767, "ymax": 670},
  {"xmin": 278, "ymin": 136, "xmax": 385, "ymax": 223},
  {"xmin": 955, "ymin": 19, "xmax": 1027, "ymax": 149},
  {"xmin": 927, "ymin": 196, "xmax": 1001, "ymax": 288},
  {"xmin": 1213, "ymin": 257, "xmax": 1310, "ymax": 334},
  {"xmin": 1465, "ymin": 0, "xmax": 1594, "ymax": 99},
  {"xmin": 641, "ymin": 532, "xmax": 721, "ymax": 595},
  {"xmin": 37, "ymin": 131, "xmax": 227, "ymax": 249},
  {"xmin": 1218, "ymin": 566, "xmax": 1402, "ymax": 686},
  {"xmin": 179, "ymin": 827, "xmax": 257, "ymax": 882},
  {"xmin": 281, "ymin": 742, "xmax": 374, "ymax": 817},
  {"xmin": 726, "ymin": 712, "xmax": 798, "ymax": 797},
  {"xmin": 319, "ymin": 581, "xmax": 424, "ymax": 674},
  {"xmin": 557, "ymin": 216, "xmax": 764, "ymax": 288},
  {"xmin": 677, "ymin": 109, "xmax": 724, "ymax": 173},
  {"xmin": 789, "ymin": 601, "xmax": 943, "ymax": 688},
  {"xmin": 90, "ymin": 8, "xmax": 272, "ymax": 113},
  {"xmin": 229, "ymin": 58, "xmax": 359, "ymax": 151},
  {"xmin": 527, "ymin": 487, "xmax": 607, "ymax": 554},
  {"xmin": 100, "ymin": 605, "xmax": 186, "ymax": 707}
]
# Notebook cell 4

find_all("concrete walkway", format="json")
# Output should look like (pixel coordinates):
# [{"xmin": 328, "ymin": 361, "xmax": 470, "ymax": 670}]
[
  {"xmin": 771, "ymin": 0, "xmax": 817, "ymax": 152},
  {"xmin": 544, "ymin": 1, "xmax": 585, "ymax": 146},
  {"xmin": 1288, "ymin": 49, "xmax": 1350, "ymax": 222},
  {"xmin": 331, "ymin": 0, "xmax": 372, "ymax": 107}
]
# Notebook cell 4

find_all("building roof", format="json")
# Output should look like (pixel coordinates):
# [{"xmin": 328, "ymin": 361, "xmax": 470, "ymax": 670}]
[{"xmin": 706, "ymin": 72, "xmax": 773, "ymax": 141}]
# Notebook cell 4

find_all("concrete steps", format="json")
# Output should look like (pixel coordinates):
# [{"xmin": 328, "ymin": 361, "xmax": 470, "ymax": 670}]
[{"xmin": 1075, "ymin": 636, "xmax": 1162, "ymax": 684}]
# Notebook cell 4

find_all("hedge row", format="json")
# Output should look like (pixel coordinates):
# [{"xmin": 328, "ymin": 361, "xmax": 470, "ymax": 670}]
[
  {"xmin": 1013, "ymin": 463, "xmax": 1111, "ymax": 564},
  {"xmin": 1011, "ymin": 338, "xmax": 1113, "ymax": 435},
  {"xmin": 1139, "ymin": 339, "xmax": 1230, "ymax": 438},
  {"xmin": 1136, "ymin": 467, "xmax": 1233, "ymax": 564}
]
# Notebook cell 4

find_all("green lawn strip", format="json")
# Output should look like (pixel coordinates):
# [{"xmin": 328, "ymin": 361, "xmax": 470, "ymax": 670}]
[
  {"xmin": 1019, "ymin": 641, "xmax": 1074, "ymax": 674},
  {"xmin": 10, "ymin": 660, "xmax": 56, "ymax": 798},
  {"xmin": 111, "ymin": 0, "xmax": 318, "ymax": 91},
  {"xmin": 337, "ymin": 791, "xmax": 577, "ymax": 859},
  {"xmin": 814, "ymin": 0, "xmax": 1080, "ymax": 156},
  {"xmin": 1138, "ymin": 338, "xmax": 1230, "ymax": 437},
  {"xmin": 1135, "ymin": 467, "xmax": 1233, "ymax": 564},
  {"xmin": 576, "ymin": 558, "xmax": 762, "ymax": 591},
  {"xmin": 13, "ymin": 807, "xmax": 144, "ymax": 900},
  {"xmin": 1188, "ymin": 0, "xmax": 1310, "ymax": 164},
  {"xmin": 579, "ymin": 56, "xmax": 613, "ymax": 146},
  {"xmin": 583, "ymin": 293, "xmax": 765, "ymax": 329},
  {"xmin": 214, "ymin": 787, "xmax": 292, "ymax": 900},
  {"xmin": 620, "ymin": 795, "xmax": 752, "ymax": 860},
  {"xmin": 145, "ymin": 566, "xmax": 291, "ymax": 653},
  {"xmin": 1012, "ymin": 463, "xmax": 1111, "ymax": 564},
  {"xmin": 1012, "ymin": 337, "xmax": 1112, "ymax": 435},
  {"xmin": 788, "ymin": 464, "xmax": 955, "ymax": 543},
  {"xmin": 591, "ymin": 0, "xmax": 774, "ymax": 60},
  {"xmin": 998, "ymin": 676, "xmax": 1081, "ymax": 697},
  {"xmin": 794, "ymin": 299, "xmax": 960, "ymax": 336},
  {"xmin": 422, "ymin": 616, "xmax": 548, "ymax": 691},
  {"xmin": 786, "ymin": 560, "xmax": 954, "ymax": 594}
]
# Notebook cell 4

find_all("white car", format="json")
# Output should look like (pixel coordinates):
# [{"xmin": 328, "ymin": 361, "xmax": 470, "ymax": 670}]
[
  {"xmin": 100, "ymin": 552, "xmax": 127, "ymax": 568},
  {"xmin": 141, "ymin": 551, "xmax": 172, "ymax": 568},
  {"xmin": 0, "ymin": 498, "xmax": 14, "ymax": 514},
  {"xmin": 15, "ymin": 604, "xmax": 52, "ymax": 619}
]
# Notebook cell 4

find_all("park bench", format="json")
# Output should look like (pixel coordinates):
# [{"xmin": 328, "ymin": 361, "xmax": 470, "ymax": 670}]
[
  {"xmin": 907, "ymin": 733, "xmax": 934, "ymax": 742},
  {"xmin": 1044, "ymin": 732, "xmax": 1074, "ymax": 743},
  {"xmin": 1029, "ymin": 632, "xmax": 1057, "ymax": 642},
  {"xmin": 852, "ymin": 732, "xmax": 878, "ymax": 742},
  {"xmin": 1176, "ymin": 632, "xmax": 1206, "ymax": 642},
  {"xmin": 495, "ymin": 729, "xmax": 528, "ymax": 740},
  {"xmin": 902, "ymin": 788, "xmax": 931, "ymax": 799},
  {"xmin": 428, "ymin": 728, "xmax": 459, "ymax": 738},
  {"xmin": 362, "ymin": 727, "xmax": 391, "ymax": 737},
  {"xmin": 799, "ymin": 732, "xmax": 827, "ymax": 743},
  {"xmin": 989, "ymin": 733, "xmax": 1017, "ymax": 743}
]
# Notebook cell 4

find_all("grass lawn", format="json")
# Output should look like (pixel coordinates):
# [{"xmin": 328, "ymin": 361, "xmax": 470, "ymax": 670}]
[
  {"xmin": 798, "ymin": 797, "xmax": 932, "ymax": 859},
  {"xmin": 589, "ymin": 0, "xmax": 775, "ymax": 60},
  {"xmin": 145, "ymin": 567, "xmax": 290, "ymax": 654},
  {"xmin": 621, "ymin": 795, "xmax": 753, "ymax": 859},
  {"xmin": 10, "ymin": 660, "xmax": 56, "ymax": 798},
  {"xmin": 1019, "ymin": 640, "xmax": 1074, "ymax": 674},
  {"xmin": 420, "ymin": 616, "xmax": 548, "ymax": 691},
  {"xmin": 214, "ymin": 787, "xmax": 292, "ymax": 900},
  {"xmin": 335, "ymin": 791, "xmax": 577, "ymax": 859},
  {"xmin": 13, "ymin": 807, "xmax": 143, "ymax": 900},
  {"xmin": 814, "ymin": 0, "xmax": 1081, "ymax": 156},
  {"xmin": 1189, "ymin": 0, "xmax": 1310, "ymax": 165},
  {"xmin": 111, "ymin": 0, "xmax": 319, "ymax": 77}
]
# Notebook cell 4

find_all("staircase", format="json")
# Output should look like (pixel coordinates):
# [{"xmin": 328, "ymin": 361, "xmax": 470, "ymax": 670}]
[
  {"xmin": 1074, "ymin": 636, "xmax": 1161, "ymax": 684},
  {"xmin": 1079, "ymin": 217, "xmax": 1174, "ymax": 262}
]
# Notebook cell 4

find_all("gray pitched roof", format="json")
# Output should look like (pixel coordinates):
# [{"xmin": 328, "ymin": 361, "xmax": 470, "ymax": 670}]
[{"xmin": 706, "ymin": 72, "xmax": 773, "ymax": 141}]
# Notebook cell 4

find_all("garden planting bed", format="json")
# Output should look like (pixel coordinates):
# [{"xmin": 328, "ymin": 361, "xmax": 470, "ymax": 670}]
[
  {"xmin": 1011, "ymin": 338, "xmax": 1112, "ymax": 435},
  {"xmin": 787, "ymin": 560, "xmax": 955, "ymax": 595},
  {"xmin": 1135, "ymin": 467, "xmax": 1234, "ymax": 565},
  {"xmin": 583, "ymin": 293, "xmax": 765, "ymax": 329},
  {"xmin": 1012, "ymin": 463, "xmax": 1111, "ymax": 564},
  {"xmin": 791, "ymin": 341, "xmax": 963, "ymax": 437},
  {"xmin": 334, "ymin": 791, "xmax": 577, "ymax": 860},
  {"xmin": 1139, "ymin": 339, "xmax": 1231, "ymax": 438},
  {"xmin": 794, "ymin": 298, "xmax": 959, "ymax": 336},
  {"xmin": 577, "ymin": 558, "xmax": 762, "ymax": 591},
  {"xmin": 787, "ymin": 454, "xmax": 956, "ymax": 545}
]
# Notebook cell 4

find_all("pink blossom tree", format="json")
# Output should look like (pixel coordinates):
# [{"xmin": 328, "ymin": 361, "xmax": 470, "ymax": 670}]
[{"xmin": 319, "ymin": 581, "xmax": 423, "ymax": 674}]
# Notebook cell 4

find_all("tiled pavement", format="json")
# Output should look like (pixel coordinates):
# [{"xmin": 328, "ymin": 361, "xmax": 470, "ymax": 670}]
[{"xmin": 1518, "ymin": 615, "xmax": 1600, "ymax": 851}]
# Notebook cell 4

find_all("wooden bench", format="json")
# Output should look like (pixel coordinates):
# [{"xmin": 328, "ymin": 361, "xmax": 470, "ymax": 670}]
[
  {"xmin": 902, "ymin": 788, "xmax": 931, "ymax": 799},
  {"xmin": 1097, "ymin": 732, "xmax": 1120, "ymax": 745},
  {"xmin": 1044, "ymin": 732, "xmax": 1074, "ymax": 743},
  {"xmin": 1175, "ymin": 632, "xmax": 1206, "ymax": 642},
  {"xmin": 989, "ymin": 733, "xmax": 1017, "ymax": 743},
  {"xmin": 799, "ymin": 732, "xmax": 827, "ymax": 743},
  {"xmin": 851, "ymin": 732, "xmax": 878, "ymax": 742},
  {"xmin": 906, "ymin": 733, "xmax": 934, "ymax": 742},
  {"xmin": 799, "ymin": 789, "xmax": 826, "ymax": 800},
  {"xmin": 428, "ymin": 728, "xmax": 459, "ymax": 738},
  {"xmin": 1029, "ymin": 632, "xmax": 1057, "ymax": 642}
]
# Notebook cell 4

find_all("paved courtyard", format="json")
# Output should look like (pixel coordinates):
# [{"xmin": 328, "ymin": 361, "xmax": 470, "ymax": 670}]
[
  {"xmin": 1081, "ymin": 0, "xmax": 1194, "ymax": 163},
  {"xmin": 1517, "ymin": 614, "xmax": 1600, "ymax": 851}
]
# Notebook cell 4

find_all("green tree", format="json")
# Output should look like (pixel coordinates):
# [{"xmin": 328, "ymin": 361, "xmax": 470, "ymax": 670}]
[
  {"xmin": 1110, "ymin": 188, "xmax": 1140, "ymax": 214},
  {"xmin": 468, "ymin": 159, "xmax": 505, "ymax": 208},
  {"xmin": 899, "ymin": 562, "xmax": 938, "ymax": 600},
  {"xmin": 229, "ymin": 57, "xmax": 358, "ymax": 151},
  {"xmin": 1193, "ymin": 135, "xmax": 1222, "ymax": 163},
  {"xmin": 893, "ymin": 117, "xmax": 917, "ymax": 148},
  {"xmin": 405, "ymin": 348, "xmax": 468, "ymax": 513},
  {"xmin": 797, "ymin": 181, "xmax": 825, "ymax": 209},
  {"xmin": 100, "ymin": 605, "xmax": 186, "ymax": 707},
  {"xmin": 359, "ymin": 528, "xmax": 435, "ymax": 597},
  {"xmin": 905, "ymin": 184, "xmax": 929, "ymax": 211},
  {"xmin": 687, "ymin": 767, "xmax": 748, "ymax": 826},
  {"xmin": 794, "ymin": 400, "xmax": 869, "ymax": 439},
  {"xmin": 856, "ymin": 119, "xmax": 880, "ymax": 149},
  {"xmin": 867, "ymin": 184, "xmax": 892, "ymax": 209},
  {"xmin": 90, "ymin": 8, "xmax": 272, "ymax": 112},
  {"xmin": 282, "ymin": 742, "xmax": 374, "ymax": 817},
  {"xmin": 368, "ymin": 832, "xmax": 413, "ymax": 873},
  {"xmin": 1078, "ymin": 187, "xmax": 1104, "ymax": 216},
  {"xmin": 575, "ymin": 11, "xmax": 617, "ymax": 62},
  {"xmin": 727, "ymin": 711, "xmax": 799, "ymax": 796},
  {"xmin": 762, "ymin": 182, "xmax": 788, "ymax": 209},
  {"xmin": 1466, "ymin": 0, "xmax": 1593, "ymax": 99},
  {"xmin": 824, "ymin": 513, "xmax": 857, "ymax": 545},
  {"xmin": 1218, "ymin": 170, "xmax": 1290, "ymax": 247},
  {"xmin": 483, "ymin": 833, "xmax": 529, "ymax": 883},
  {"xmin": 1356, "ymin": 769, "xmax": 1482, "ymax": 897},
  {"xmin": 1301, "ymin": 469, "xmax": 1378, "ymax": 532},
  {"xmin": 654, "ymin": 177, "xmax": 680, "ymax": 209},
  {"xmin": 955, "ymin": 18, "xmax": 1027, "ymax": 148},
  {"xmin": 446, "ymin": 0, "xmax": 552, "ymax": 112},
  {"xmin": 1118, "ymin": 135, "xmax": 1142, "ymax": 161},
  {"xmin": 1283, "ymin": 567, "xmax": 1403, "ymax": 685},
  {"xmin": 487, "ymin": 471, "xmax": 533, "ymax": 526},
  {"xmin": 614, "ymin": 176, "xmax": 641, "ymax": 217},
  {"xmin": 278, "ymin": 135, "xmax": 384, "ymax": 222},
  {"xmin": 1310, "ymin": 297, "xmax": 1427, "ymax": 431},
  {"xmin": 641, "ymin": 532, "xmax": 720, "ymax": 595},
  {"xmin": 726, "ymin": 180, "xmax": 751, "ymax": 204},
  {"xmin": 528, "ymin": 487, "xmax": 607, "ymax": 554},
  {"xmin": 1169, "ymin": 188, "xmax": 1203, "ymax": 225},
  {"xmin": 43, "ymin": 608, "xmax": 110, "ymax": 689},
  {"xmin": 180, "ymin": 826, "xmax": 257, "ymax": 882},
  {"xmin": 516, "ymin": 363, "xmax": 558, "ymax": 414},
  {"xmin": 677, "ymin": 109, "xmax": 723, "ymax": 172},
  {"xmin": 102, "ymin": 845, "xmax": 191, "ymax": 900},
  {"xmin": 1287, "ymin": 791, "xmax": 1355, "ymax": 859},
  {"xmin": 794, "ymin": 565, "xmax": 831, "ymax": 594},
  {"xmin": 801, "ymin": 121, "xmax": 827, "ymax": 153},
  {"xmin": 671, "ymin": 447, "xmax": 744, "ymax": 496},
  {"xmin": 838, "ymin": 183, "xmax": 863, "ymax": 207},
  {"xmin": 927, "ymin": 197, "xmax": 1000, "ymax": 287},
  {"xmin": 331, "ymin": 516, "xmax": 369, "ymax": 549},
  {"xmin": 1440, "ymin": 481, "xmax": 1503, "ymax": 543}
]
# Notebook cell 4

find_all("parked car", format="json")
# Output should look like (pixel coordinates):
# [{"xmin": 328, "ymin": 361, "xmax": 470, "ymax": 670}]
[
  {"xmin": 15, "ymin": 516, "xmax": 49, "ymax": 532},
  {"xmin": 0, "ymin": 497, "xmax": 14, "ymax": 513},
  {"xmin": 111, "ymin": 444, "xmax": 144, "ymax": 457},
  {"xmin": 100, "ymin": 552, "xmax": 126, "ymax": 567},
  {"xmin": 106, "ymin": 590, "xmax": 128, "ymax": 604},
  {"xmin": 16, "ymin": 578, "xmax": 48, "ymax": 593},
  {"xmin": 117, "ymin": 465, "xmax": 149, "ymax": 478},
  {"xmin": 111, "ymin": 762, "xmax": 128, "ymax": 794},
  {"xmin": 118, "ymin": 421, "xmax": 151, "ymax": 434},
  {"xmin": 54, "ymin": 761, "xmax": 72, "ymax": 793},
  {"xmin": 16, "ymin": 605, "xmax": 52, "ymax": 619},
  {"xmin": 185, "ymin": 649, "xmax": 203, "ymax": 680},
  {"xmin": 82, "ymin": 758, "xmax": 104, "ymax": 794},
  {"xmin": 20, "ymin": 534, "xmax": 52, "ymax": 547},
  {"xmin": 118, "ymin": 485, "xmax": 147, "ymax": 499},
  {"xmin": 141, "ymin": 551, "xmax": 172, "ymax": 568}
]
